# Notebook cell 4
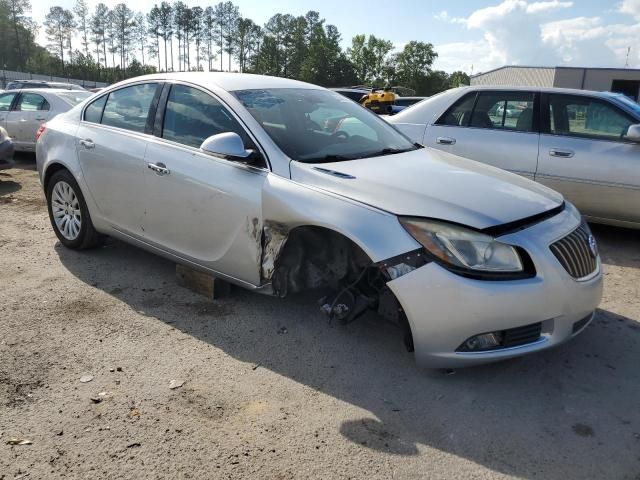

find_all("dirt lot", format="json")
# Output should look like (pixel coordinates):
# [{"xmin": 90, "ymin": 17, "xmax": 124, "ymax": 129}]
[{"xmin": 1, "ymin": 154, "xmax": 639, "ymax": 480}]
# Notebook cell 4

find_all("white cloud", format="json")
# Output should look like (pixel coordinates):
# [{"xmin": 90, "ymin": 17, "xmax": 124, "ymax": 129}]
[
  {"xmin": 433, "ymin": 0, "xmax": 640, "ymax": 73},
  {"xmin": 526, "ymin": 1, "xmax": 573, "ymax": 14},
  {"xmin": 433, "ymin": 10, "xmax": 466, "ymax": 24},
  {"xmin": 618, "ymin": 0, "xmax": 640, "ymax": 19}
]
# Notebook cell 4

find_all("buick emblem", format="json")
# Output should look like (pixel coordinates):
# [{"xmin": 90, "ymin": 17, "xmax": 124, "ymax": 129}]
[{"xmin": 588, "ymin": 235, "xmax": 598, "ymax": 258}]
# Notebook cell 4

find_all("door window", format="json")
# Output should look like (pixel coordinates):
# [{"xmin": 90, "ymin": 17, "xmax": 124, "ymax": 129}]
[
  {"xmin": 0, "ymin": 93, "xmax": 17, "ymax": 111},
  {"xmin": 162, "ymin": 84, "xmax": 252, "ymax": 149},
  {"xmin": 470, "ymin": 92, "xmax": 535, "ymax": 131},
  {"xmin": 84, "ymin": 95, "xmax": 107, "ymax": 123},
  {"xmin": 436, "ymin": 93, "xmax": 476, "ymax": 126},
  {"xmin": 101, "ymin": 83, "xmax": 158, "ymax": 133},
  {"xmin": 548, "ymin": 94, "xmax": 634, "ymax": 140},
  {"xmin": 16, "ymin": 93, "xmax": 50, "ymax": 111}
]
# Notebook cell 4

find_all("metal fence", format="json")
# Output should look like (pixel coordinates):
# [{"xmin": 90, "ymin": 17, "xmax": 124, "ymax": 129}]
[{"xmin": 0, "ymin": 69, "xmax": 108, "ymax": 89}]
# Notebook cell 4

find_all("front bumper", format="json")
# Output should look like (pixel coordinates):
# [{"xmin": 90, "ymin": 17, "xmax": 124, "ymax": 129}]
[
  {"xmin": 0, "ymin": 140, "xmax": 15, "ymax": 170},
  {"xmin": 387, "ymin": 203, "xmax": 603, "ymax": 368}
]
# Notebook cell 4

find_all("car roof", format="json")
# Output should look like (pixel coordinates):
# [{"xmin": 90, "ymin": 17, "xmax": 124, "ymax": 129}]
[
  {"xmin": 457, "ymin": 84, "xmax": 621, "ymax": 98},
  {"xmin": 111, "ymin": 72, "xmax": 321, "ymax": 92},
  {"xmin": 16, "ymin": 88, "xmax": 91, "ymax": 95},
  {"xmin": 331, "ymin": 87, "xmax": 370, "ymax": 93}
]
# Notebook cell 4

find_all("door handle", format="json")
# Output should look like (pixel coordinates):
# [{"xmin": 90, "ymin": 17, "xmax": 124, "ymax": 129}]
[
  {"xmin": 147, "ymin": 162, "xmax": 170, "ymax": 176},
  {"xmin": 36, "ymin": 116, "xmax": 46, "ymax": 121},
  {"xmin": 79, "ymin": 139, "xmax": 95, "ymax": 149},
  {"xmin": 549, "ymin": 148, "xmax": 574, "ymax": 158},
  {"xmin": 436, "ymin": 136, "xmax": 456, "ymax": 145}
]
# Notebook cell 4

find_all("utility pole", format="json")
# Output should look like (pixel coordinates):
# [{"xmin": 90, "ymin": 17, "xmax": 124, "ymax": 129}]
[{"xmin": 625, "ymin": 47, "xmax": 631, "ymax": 68}]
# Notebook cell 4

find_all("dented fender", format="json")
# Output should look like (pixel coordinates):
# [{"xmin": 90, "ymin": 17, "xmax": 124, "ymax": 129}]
[{"xmin": 259, "ymin": 173, "xmax": 421, "ymax": 284}]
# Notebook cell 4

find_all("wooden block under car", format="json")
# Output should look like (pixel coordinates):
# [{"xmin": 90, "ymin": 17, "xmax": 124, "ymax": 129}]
[{"xmin": 175, "ymin": 264, "xmax": 230, "ymax": 299}]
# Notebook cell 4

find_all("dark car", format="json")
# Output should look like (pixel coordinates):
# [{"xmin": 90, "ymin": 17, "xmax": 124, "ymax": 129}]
[
  {"xmin": 331, "ymin": 88, "xmax": 370, "ymax": 102},
  {"xmin": 0, "ymin": 126, "xmax": 15, "ymax": 171},
  {"xmin": 6, "ymin": 80, "xmax": 85, "ymax": 91}
]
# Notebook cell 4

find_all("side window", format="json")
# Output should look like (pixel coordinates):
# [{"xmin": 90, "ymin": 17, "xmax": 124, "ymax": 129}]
[
  {"xmin": 548, "ymin": 94, "xmax": 633, "ymax": 140},
  {"xmin": 471, "ymin": 92, "xmax": 535, "ymax": 131},
  {"xmin": 101, "ymin": 83, "xmax": 158, "ymax": 133},
  {"xmin": 16, "ymin": 93, "xmax": 49, "ymax": 111},
  {"xmin": 0, "ymin": 93, "xmax": 17, "ymax": 111},
  {"xmin": 162, "ymin": 84, "xmax": 252, "ymax": 149},
  {"xmin": 436, "ymin": 93, "xmax": 476, "ymax": 126},
  {"xmin": 84, "ymin": 95, "xmax": 107, "ymax": 123}
]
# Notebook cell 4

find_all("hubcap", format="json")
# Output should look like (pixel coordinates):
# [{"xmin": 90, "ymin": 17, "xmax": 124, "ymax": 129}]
[{"xmin": 51, "ymin": 181, "xmax": 82, "ymax": 240}]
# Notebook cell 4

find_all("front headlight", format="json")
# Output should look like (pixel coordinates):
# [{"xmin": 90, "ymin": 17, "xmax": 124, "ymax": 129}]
[{"xmin": 399, "ymin": 217, "xmax": 524, "ymax": 274}]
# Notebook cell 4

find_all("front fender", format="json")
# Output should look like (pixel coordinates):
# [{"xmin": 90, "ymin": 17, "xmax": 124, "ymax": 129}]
[{"xmin": 262, "ymin": 173, "xmax": 420, "ymax": 264}]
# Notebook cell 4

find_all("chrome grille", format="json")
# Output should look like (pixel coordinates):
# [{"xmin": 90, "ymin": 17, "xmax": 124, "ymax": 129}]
[{"xmin": 550, "ymin": 221, "xmax": 598, "ymax": 279}]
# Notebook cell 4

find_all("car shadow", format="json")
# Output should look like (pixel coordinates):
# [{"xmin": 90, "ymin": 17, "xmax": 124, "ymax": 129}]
[
  {"xmin": 10, "ymin": 151, "xmax": 37, "ymax": 171},
  {"xmin": 0, "ymin": 177, "xmax": 21, "ymax": 196},
  {"xmin": 55, "ymin": 238, "xmax": 640, "ymax": 479},
  {"xmin": 590, "ymin": 223, "xmax": 640, "ymax": 269}
]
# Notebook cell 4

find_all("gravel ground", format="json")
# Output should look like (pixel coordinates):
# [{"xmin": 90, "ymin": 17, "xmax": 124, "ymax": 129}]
[{"xmin": 1, "ymin": 154, "xmax": 639, "ymax": 480}]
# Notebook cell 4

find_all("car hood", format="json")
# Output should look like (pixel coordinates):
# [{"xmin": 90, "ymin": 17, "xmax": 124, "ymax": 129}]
[{"xmin": 289, "ymin": 148, "xmax": 563, "ymax": 230}]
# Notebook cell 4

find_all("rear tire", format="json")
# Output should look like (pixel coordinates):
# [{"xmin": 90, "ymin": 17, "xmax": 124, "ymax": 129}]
[{"xmin": 46, "ymin": 169, "xmax": 105, "ymax": 249}]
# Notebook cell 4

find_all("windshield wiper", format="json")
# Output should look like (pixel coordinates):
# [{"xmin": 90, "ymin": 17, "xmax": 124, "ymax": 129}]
[
  {"xmin": 358, "ymin": 147, "xmax": 415, "ymax": 159},
  {"xmin": 301, "ymin": 154, "xmax": 358, "ymax": 163}
]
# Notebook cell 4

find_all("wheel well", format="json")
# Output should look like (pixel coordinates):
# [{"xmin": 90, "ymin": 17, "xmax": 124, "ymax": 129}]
[
  {"xmin": 43, "ymin": 163, "xmax": 70, "ymax": 191},
  {"xmin": 269, "ymin": 225, "xmax": 373, "ymax": 297},
  {"xmin": 269, "ymin": 225, "xmax": 414, "ymax": 349}
]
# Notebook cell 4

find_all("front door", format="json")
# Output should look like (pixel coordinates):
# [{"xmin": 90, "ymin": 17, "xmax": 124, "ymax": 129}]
[
  {"xmin": 75, "ymin": 83, "xmax": 160, "ymax": 235},
  {"xmin": 142, "ymin": 83, "xmax": 267, "ymax": 285},
  {"xmin": 537, "ymin": 93, "xmax": 640, "ymax": 224},
  {"xmin": 425, "ymin": 90, "xmax": 540, "ymax": 180}
]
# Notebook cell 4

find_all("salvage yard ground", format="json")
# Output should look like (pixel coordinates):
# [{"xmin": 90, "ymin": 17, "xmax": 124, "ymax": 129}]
[{"xmin": 1, "ymin": 154, "xmax": 639, "ymax": 479}]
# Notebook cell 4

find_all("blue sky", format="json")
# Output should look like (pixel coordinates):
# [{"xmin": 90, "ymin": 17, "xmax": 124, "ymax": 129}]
[{"xmin": 29, "ymin": 0, "xmax": 640, "ymax": 73}]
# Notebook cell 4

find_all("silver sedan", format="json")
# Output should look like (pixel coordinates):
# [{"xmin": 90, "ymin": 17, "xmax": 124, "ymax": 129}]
[
  {"xmin": 36, "ymin": 73, "xmax": 602, "ymax": 368},
  {"xmin": 387, "ymin": 85, "xmax": 640, "ymax": 229},
  {"xmin": 0, "ymin": 89, "xmax": 92, "ymax": 152}
]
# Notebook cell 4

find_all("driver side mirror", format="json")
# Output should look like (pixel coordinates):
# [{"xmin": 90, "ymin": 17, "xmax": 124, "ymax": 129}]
[
  {"xmin": 625, "ymin": 124, "xmax": 640, "ymax": 143},
  {"xmin": 200, "ymin": 132, "xmax": 255, "ymax": 162}
]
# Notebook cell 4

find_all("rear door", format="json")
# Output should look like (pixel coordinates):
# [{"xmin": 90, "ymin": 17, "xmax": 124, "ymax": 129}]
[
  {"xmin": 9, "ymin": 92, "xmax": 51, "ymax": 149},
  {"xmin": 424, "ymin": 90, "xmax": 540, "ymax": 179},
  {"xmin": 537, "ymin": 93, "xmax": 640, "ymax": 224},
  {"xmin": 0, "ymin": 92, "xmax": 18, "ymax": 134},
  {"xmin": 76, "ymin": 82, "xmax": 161, "ymax": 236}
]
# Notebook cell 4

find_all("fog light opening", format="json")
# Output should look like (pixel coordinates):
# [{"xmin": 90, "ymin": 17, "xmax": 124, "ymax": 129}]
[{"xmin": 461, "ymin": 332, "xmax": 504, "ymax": 352}]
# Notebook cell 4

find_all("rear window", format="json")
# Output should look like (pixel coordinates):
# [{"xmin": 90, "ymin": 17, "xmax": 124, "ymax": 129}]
[{"xmin": 101, "ymin": 84, "xmax": 158, "ymax": 133}]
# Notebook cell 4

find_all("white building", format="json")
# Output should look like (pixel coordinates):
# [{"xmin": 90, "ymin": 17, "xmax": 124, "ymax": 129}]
[{"xmin": 471, "ymin": 66, "xmax": 640, "ymax": 101}]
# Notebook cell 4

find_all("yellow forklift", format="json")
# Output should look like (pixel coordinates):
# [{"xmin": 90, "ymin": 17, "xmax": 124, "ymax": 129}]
[{"xmin": 358, "ymin": 85, "xmax": 416, "ymax": 114}]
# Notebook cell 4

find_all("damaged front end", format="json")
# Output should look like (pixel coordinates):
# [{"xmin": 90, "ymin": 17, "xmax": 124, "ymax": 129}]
[{"xmin": 260, "ymin": 224, "xmax": 429, "ymax": 351}]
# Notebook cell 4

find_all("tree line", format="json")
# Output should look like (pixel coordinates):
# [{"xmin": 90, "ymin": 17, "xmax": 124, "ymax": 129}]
[{"xmin": 0, "ymin": 0, "xmax": 470, "ymax": 95}]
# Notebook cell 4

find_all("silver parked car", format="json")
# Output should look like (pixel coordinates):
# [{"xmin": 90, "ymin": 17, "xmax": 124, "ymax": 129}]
[
  {"xmin": 0, "ymin": 89, "xmax": 92, "ymax": 152},
  {"xmin": 387, "ymin": 86, "xmax": 640, "ymax": 229},
  {"xmin": 36, "ymin": 73, "xmax": 602, "ymax": 368}
]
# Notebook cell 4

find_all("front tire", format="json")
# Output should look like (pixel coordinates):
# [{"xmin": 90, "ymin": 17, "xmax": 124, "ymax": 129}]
[{"xmin": 46, "ymin": 169, "xmax": 104, "ymax": 249}]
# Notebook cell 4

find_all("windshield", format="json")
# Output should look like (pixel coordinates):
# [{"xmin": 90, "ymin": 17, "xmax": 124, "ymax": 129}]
[
  {"xmin": 57, "ymin": 91, "xmax": 92, "ymax": 106},
  {"xmin": 233, "ymin": 88, "xmax": 417, "ymax": 163}
]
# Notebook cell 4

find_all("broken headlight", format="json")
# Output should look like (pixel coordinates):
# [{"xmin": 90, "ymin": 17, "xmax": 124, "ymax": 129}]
[{"xmin": 399, "ymin": 218, "xmax": 525, "ymax": 276}]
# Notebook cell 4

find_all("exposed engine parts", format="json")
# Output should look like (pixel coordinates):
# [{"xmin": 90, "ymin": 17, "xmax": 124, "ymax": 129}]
[{"xmin": 266, "ymin": 225, "xmax": 420, "ymax": 350}]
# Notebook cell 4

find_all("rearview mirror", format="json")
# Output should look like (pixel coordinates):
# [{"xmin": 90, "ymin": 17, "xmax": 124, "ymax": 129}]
[
  {"xmin": 625, "ymin": 124, "xmax": 640, "ymax": 143},
  {"xmin": 200, "ymin": 132, "xmax": 254, "ymax": 161}
]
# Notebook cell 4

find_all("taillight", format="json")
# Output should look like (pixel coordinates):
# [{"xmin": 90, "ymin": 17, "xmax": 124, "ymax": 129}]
[{"xmin": 35, "ymin": 123, "xmax": 46, "ymax": 141}]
